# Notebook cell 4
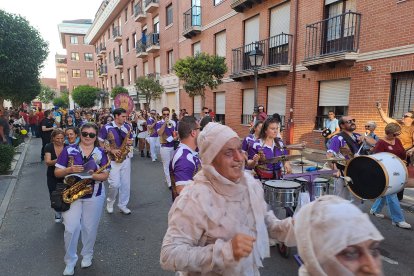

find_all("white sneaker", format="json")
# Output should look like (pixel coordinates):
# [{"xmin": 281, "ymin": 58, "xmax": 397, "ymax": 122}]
[
  {"xmin": 119, "ymin": 207, "xmax": 131, "ymax": 215},
  {"xmin": 81, "ymin": 256, "xmax": 92, "ymax": 268},
  {"xmin": 369, "ymin": 210, "xmax": 385, "ymax": 219},
  {"xmin": 392, "ymin": 221, "xmax": 412, "ymax": 229},
  {"xmin": 106, "ymin": 200, "xmax": 114, "ymax": 214},
  {"xmin": 63, "ymin": 265, "xmax": 75, "ymax": 275}
]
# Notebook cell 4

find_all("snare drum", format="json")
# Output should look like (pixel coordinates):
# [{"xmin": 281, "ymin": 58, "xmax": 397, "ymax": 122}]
[
  {"xmin": 313, "ymin": 178, "xmax": 329, "ymax": 199},
  {"xmin": 263, "ymin": 180, "xmax": 301, "ymax": 208}
]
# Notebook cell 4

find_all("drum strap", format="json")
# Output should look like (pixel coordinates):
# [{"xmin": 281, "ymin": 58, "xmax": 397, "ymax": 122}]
[{"xmin": 338, "ymin": 132, "xmax": 360, "ymax": 155}]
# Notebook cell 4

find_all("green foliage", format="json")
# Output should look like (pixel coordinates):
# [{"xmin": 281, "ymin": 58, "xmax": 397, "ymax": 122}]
[
  {"xmin": 0, "ymin": 144, "xmax": 15, "ymax": 173},
  {"xmin": 111, "ymin": 86, "xmax": 128, "ymax": 98},
  {"xmin": 173, "ymin": 52, "xmax": 227, "ymax": 106},
  {"xmin": 71, "ymin": 85, "xmax": 99, "ymax": 108},
  {"xmin": 52, "ymin": 91, "xmax": 69, "ymax": 108},
  {"xmin": 135, "ymin": 76, "xmax": 164, "ymax": 106},
  {"xmin": 38, "ymin": 84, "xmax": 55, "ymax": 103},
  {"xmin": 0, "ymin": 10, "xmax": 49, "ymax": 107}
]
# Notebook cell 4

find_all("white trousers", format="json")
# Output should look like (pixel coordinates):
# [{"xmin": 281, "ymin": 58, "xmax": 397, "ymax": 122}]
[
  {"xmin": 107, "ymin": 158, "xmax": 131, "ymax": 208},
  {"xmin": 62, "ymin": 186, "xmax": 105, "ymax": 266},
  {"xmin": 160, "ymin": 146, "xmax": 174, "ymax": 187},
  {"xmin": 149, "ymin": 137, "xmax": 160, "ymax": 161}
]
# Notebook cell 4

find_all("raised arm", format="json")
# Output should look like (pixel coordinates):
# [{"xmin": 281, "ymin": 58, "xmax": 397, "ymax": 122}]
[{"xmin": 376, "ymin": 102, "xmax": 398, "ymax": 124}]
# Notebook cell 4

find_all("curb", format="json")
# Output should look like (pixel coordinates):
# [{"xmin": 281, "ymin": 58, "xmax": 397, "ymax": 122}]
[{"xmin": 0, "ymin": 137, "xmax": 31, "ymax": 229}]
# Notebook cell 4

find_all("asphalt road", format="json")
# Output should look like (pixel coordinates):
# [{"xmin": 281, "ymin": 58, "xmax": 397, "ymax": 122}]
[{"xmin": 0, "ymin": 138, "xmax": 413, "ymax": 275}]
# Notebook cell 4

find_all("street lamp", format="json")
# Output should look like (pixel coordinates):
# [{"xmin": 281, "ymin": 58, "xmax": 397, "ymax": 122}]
[
  {"xmin": 99, "ymin": 90, "xmax": 108, "ymax": 108},
  {"xmin": 249, "ymin": 44, "xmax": 264, "ymax": 112}
]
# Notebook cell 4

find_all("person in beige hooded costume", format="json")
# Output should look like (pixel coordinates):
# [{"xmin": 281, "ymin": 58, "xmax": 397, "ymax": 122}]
[
  {"xmin": 160, "ymin": 122, "xmax": 295, "ymax": 275},
  {"xmin": 294, "ymin": 195, "xmax": 384, "ymax": 276}
]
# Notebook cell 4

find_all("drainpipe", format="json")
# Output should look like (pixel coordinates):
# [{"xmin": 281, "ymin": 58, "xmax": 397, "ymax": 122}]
[{"xmin": 288, "ymin": 0, "xmax": 299, "ymax": 145}]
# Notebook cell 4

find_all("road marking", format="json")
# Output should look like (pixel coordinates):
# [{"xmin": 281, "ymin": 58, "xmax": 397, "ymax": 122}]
[{"xmin": 381, "ymin": 256, "xmax": 399, "ymax": 265}]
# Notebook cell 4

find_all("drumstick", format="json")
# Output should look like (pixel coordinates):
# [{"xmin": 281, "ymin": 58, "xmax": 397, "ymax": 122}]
[{"xmin": 355, "ymin": 132, "xmax": 368, "ymax": 156}]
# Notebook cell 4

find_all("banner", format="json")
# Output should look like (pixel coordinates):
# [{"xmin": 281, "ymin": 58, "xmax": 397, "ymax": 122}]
[{"xmin": 114, "ymin": 93, "xmax": 134, "ymax": 114}]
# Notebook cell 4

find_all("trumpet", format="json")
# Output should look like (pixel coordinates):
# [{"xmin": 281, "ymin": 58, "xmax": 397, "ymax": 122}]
[{"xmin": 166, "ymin": 120, "xmax": 173, "ymax": 128}]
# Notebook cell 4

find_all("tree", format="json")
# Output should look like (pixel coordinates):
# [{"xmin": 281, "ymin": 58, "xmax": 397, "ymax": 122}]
[
  {"xmin": 135, "ymin": 76, "xmax": 164, "ymax": 107},
  {"xmin": 37, "ymin": 84, "xmax": 56, "ymax": 103},
  {"xmin": 71, "ymin": 85, "xmax": 99, "ymax": 108},
  {"xmin": 173, "ymin": 52, "xmax": 227, "ymax": 107},
  {"xmin": 0, "ymin": 10, "xmax": 48, "ymax": 108},
  {"xmin": 52, "ymin": 91, "xmax": 69, "ymax": 108},
  {"xmin": 111, "ymin": 86, "xmax": 128, "ymax": 98}
]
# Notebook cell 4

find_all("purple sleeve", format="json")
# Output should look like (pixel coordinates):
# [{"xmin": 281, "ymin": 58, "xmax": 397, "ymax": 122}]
[
  {"xmin": 56, "ymin": 148, "xmax": 69, "ymax": 168},
  {"xmin": 174, "ymin": 156, "xmax": 196, "ymax": 185},
  {"xmin": 99, "ymin": 148, "xmax": 111, "ymax": 170},
  {"xmin": 328, "ymin": 136, "xmax": 341, "ymax": 153},
  {"xmin": 98, "ymin": 125, "xmax": 108, "ymax": 141},
  {"xmin": 242, "ymin": 137, "xmax": 249, "ymax": 152}
]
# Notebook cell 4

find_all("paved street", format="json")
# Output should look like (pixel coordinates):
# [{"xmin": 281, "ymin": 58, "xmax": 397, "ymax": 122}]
[{"xmin": 0, "ymin": 137, "xmax": 414, "ymax": 275}]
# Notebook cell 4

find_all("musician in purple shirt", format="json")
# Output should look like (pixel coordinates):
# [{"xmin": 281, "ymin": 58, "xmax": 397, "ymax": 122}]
[
  {"xmin": 170, "ymin": 116, "xmax": 201, "ymax": 200},
  {"xmin": 242, "ymin": 120, "xmax": 263, "ymax": 162},
  {"xmin": 98, "ymin": 108, "xmax": 134, "ymax": 215},
  {"xmin": 147, "ymin": 110, "xmax": 159, "ymax": 162},
  {"xmin": 156, "ymin": 107, "xmax": 178, "ymax": 189}
]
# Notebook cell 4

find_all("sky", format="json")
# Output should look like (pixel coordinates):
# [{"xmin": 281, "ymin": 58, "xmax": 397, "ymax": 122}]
[{"xmin": 0, "ymin": 0, "xmax": 103, "ymax": 78}]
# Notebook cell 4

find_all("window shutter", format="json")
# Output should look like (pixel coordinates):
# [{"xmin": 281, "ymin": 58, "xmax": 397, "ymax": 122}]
[
  {"xmin": 153, "ymin": 15, "xmax": 159, "ymax": 24},
  {"xmin": 144, "ymin": 62, "xmax": 149, "ymax": 76},
  {"xmin": 215, "ymin": 31, "xmax": 226, "ymax": 57},
  {"xmin": 155, "ymin": 56, "xmax": 160, "ymax": 74},
  {"xmin": 319, "ymin": 79, "xmax": 350, "ymax": 106},
  {"xmin": 270, "ymin": 2, "xmax": 291, "ymax": 37},
  {"xmin": 243, "ymin": 89, "xmax": 254, "ymax": 114},
  {"xmin": 193, "ymin": 42, "xmax": 201, "ymax": 56},
  {"xmin": 193, "ymin": 95, "xmax": 201, "ymax": 112},
  {"xmin": 244, "ymin": 16, "xmax": 259, "ymax": 45},
  {"xmin": 215, "ymin": 92, "xmax": 225, "ymax": 114},
  {"xmin": 167, "ymin": 92, "xmax": 176, "ymax": 111},
  {"xmin": 267, "ymin": 86, "xmax": 287, "ymax": 115}
]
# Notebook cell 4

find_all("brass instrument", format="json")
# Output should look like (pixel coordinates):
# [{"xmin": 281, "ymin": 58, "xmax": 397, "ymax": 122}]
[
  {"xmin": 62, "ymin": 156, "xmax": 111, "ymax": 204},
  {"xmin": 107, "ymin": 127, "xmax": 133, "ymax": 163}
]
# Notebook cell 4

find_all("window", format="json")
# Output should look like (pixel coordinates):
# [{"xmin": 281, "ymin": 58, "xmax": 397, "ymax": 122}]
[
  {"xmin": 110, "ymin": 76, "xmax": 113, "ymax": 89},
  {"xmin": 390, "ymin": 72, "xmax": 414, "ymax": 119},
  {"xmin": 126, "ymin": 38, "xmax": 130, "ymax": 52},
  {"xmin": 133, "ymin": 65, "xmax": 138, "ymax": 82},
  {"xmin": 108, "ymin": 52, "xmax": 112, "ymax": 63},
  {"xmin": 192, "ymin": 42, "xmax": 201, "ymax": 56},
  {"xmin": 167, "ymin": 50, "xmax": 174, "ymax": 73},
  {"xmin": 121, "ymin": 72, "xmax": 125, "ymax": 86},
  {"xmin": 86, "ymin": 70, "xmax": 94, "ymax": 79},
  {"xmin": 125, "ymin": 7, "xmax": 128, "ymax": 22},
  {"xmin": 72, "ymin": 69, "xmax": 81, "ymax": 78},
  {"xmin": 154, "ymin": 56, "xmax": 160, "ymax": 75},
  {"xmin": 127, "ymin": 68, "xmax": 131, "ymax": 85},
  {"xmin": 107, "ymin": 29, "xmax": 110, "ymax": 39},
  {"xmin": 73, "ymin": 85, "xmax": 78, "ymax": 91},
  {"xmin": 214, "ymin": 0, "xmax": 223, "ymax": 5},
  {"xmin": 131, "ymin": 1, "xmax": 134, "ymax": 15},
  {"xmin": 215, "ymin": 92, "xmax": 226, "ymax": 124},
  {"xmin": 267, "ymin": 86, "xmax": 287, "ymax": 128},
  {"xmin": 153, "ymin": 16, "xmax": 160, "ymax": 33},
  {"xmin": 60, "ymin": 86, "xmax": 67, "ymax": 92},
  {"xmin": 84, "ymin": 53, "xmax": 93, "ymax": 61},
  {"xmin": 166, "ymin": 4, "xmax": 173, "ymax": 26},
  {"xmin": 315, "ymin": 79, "xmax": 350, "ymax": 129},
  {"xmin": 115, "ymin": 74, "xmax": 118, "ymax": 86},
  {"xmin": 132, "ymin": 33, "xmax": 137, "ymax": 49},
  {"xmin": 242, "ymin": 89, "xmax": 254, "ymax": 124},
  {"xmin": 215, "ymin": 31, "xmax": 226, "ymax": 57},
  {"xmin": 113, "ymin": 49, "xmax": 116, "ymax": 61},
  {"xmin": 59, "ymin": 68, "xmax": 66, "ymax": 73},
  {"xmin": 143, "ymin": 61, "xmax": 149, "ymax": 76},
  {"xmin": 60, "ymin": 76, "xmax": 67, "ymax": 83},
  {"xmin": 193, "ymin": 95, "xmax": 201, "ymax": 118},
  {"xmin": 71, "ymin": 52, "xmax": 79, "ymax": 61},
  {"xmin": 70, "ymin": 36, "xmax": 78, "ymax": 44}
]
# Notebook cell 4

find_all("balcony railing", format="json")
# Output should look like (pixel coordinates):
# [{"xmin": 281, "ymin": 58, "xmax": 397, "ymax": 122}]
[
  {"xmin": 98, "ymin": 65, "xmax": 108, "ymax": 77},
  {"xmin": 304, "ymin": 11, "xmax": 361, "ymax": 61},
  {"xmin": 215, "ymin": 114, "xmax": 226, "ymax": 125},
  {"xmin": 113, "ymin": 26, "xmax": 122, "ymax": 42},
  {"xmin": 56, "ymin": 58, "xmax": 67, "ymax": 64},
  {"xmin": 114, "ymin": 57, "xmax": 123, "ymax": 69},
  {"xmin": 99, "ymin": 43, "xmax": 107, "ymax": 54},
  {"xmin": 144, "ymin": 0, "xmax": 159, "ymax": 13},
  {"xmin": 134, "ymin": 1, "xmax": 146, "ymax": 22},
  {"xmin": 231, "ymin": 33, "xmax": 293, "ymax": 77},
  {"xmin": 183, "ymin": 6, "xmax": 202, "ymax": 38},
  {"xmin": 135, "ymin": 40, "xmax": 148, "ymax": 58},
  {"xmin": 231, "ymin": 0, "xmax": 263, "ymax": 13},
  {"xmin": 146, "ymin": 33, "xmax": 160, "ymax": 52}
]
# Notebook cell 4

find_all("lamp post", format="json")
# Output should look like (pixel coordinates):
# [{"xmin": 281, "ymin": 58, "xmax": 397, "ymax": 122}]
[
  {"xmin": 99, "ymin": 90, "xmax": 108, "ymax": 108},
  {"xmin": 248, "ymin": 44, "xmax": 264, "ymax": 112}
]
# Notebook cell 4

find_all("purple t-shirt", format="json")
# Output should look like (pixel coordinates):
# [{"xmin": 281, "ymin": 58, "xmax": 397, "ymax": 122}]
[
  {"xmin": 55, "ymin": 145, "xmax": 110, "ymax": 198},
  {"xmin": 147, "ymin": 117, "xmax": 158, "ymax": 138},
  {"xmin": 327, "ymin": 132, "xmax": 362, "ymax": 159},
  {"xmin": 98, "ymin": 122, "xmax": 133, "ymax": 148},
  {"xmin": 251, "ymin": 138, "xmax": 288, "ymax": 171},
  {"xmin": 171, "ymin": 144, "xmax": 201, "ymax": 186},
  {"xmin": 242, "ymin": 134, "xmax": 258, "ymax": 160},
  {"xmin": 155, "ymin": 119, "xmax": 177, "ymax": 148}
]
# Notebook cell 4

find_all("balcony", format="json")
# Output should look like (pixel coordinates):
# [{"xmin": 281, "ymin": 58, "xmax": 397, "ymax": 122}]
[
  {"xmin": 146, "ymin": 33, "xmax": 160, "ymax": 53},
  {"xmin": 183, "ymin": 6, "xmax": 202, "ymax": 39},
  {"xmin": 114, "ymin": 57, "xmax": 123, "ymax": 69},
  {"xmin": 303, "ymin": 11, "xmax": 361, "ymax": 70},
  {"xmin": 99, "ymin": 43, "xmax": 107, "ymax": 55},
  {"xmin": 112, "ymin": 26, "xmax": 122, "ymax": 43},
  {"xmin": 144, "ymin": 0, "xmax": 159, "ymax": 13},
  {"xmin": 231, "ymin": 0, "xmax": 264, "ymax": 13},
  {"xmin": 98, "ymin": 65, "xmax": 108, "ymax": 78},
  {"xmin": 56, "ymin": 58, "xmax": 67, "ymax": 64},
  {"xmin": 134, "ymin": 2, "xmax": 146, "ymax": 22},
  {"xmin": 230, "ymin": 33, "xmax": 293, "ymax": 81},
  {"xmin": 135, "ymin": 40, "xmax": 148, "ymax": 58}
]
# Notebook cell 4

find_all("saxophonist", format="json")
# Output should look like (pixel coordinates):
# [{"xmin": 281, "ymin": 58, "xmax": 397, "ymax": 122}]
[
  {"xmin": 98, "ymin": 108, "xmax": 134, "ymax": 215},
  {"xmin": 156, "ymin": 107, "xmax": 177, "ymax": 189},
  {"xmin": 147, "ymin": 109, "xmax": 160, "ymax": 162},
  {"xmin": 55, "ymin": 123, "xmax": 110, "ymax": 275}
]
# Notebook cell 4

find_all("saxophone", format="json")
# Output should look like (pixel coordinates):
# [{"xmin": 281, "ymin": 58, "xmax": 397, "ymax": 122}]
[
  {"xmin": 106, "ymin": 126, "xmax": 133, "ymax": 163},
  {"xmin": 62, "ymin": 156, "xmax": 111, "ymax": 204}
]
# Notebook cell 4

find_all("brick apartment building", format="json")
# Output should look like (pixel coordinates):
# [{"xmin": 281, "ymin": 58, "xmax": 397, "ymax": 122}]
[
  {"xmin": 83, "ymin": 0, "xmax": 414, "ymax": 150},
  {"xmin": 58, "ymin": 19, "xmax": 97, "ymax": 109}
]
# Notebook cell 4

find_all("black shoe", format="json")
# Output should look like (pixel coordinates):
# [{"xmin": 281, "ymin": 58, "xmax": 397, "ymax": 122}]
[
  {"xmin": 146, "ymin": 151, "xmax": 150, "ymax": 158},
  {"xmin": 140, "ymin": 151, "xmax": 144, "ymax": 157}
]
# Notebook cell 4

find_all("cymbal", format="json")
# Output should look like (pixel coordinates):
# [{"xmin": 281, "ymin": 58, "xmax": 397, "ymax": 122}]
[
  {"xmin": 263, "ymin": 155, "xmax": 302, "ymax": 164},
  {"xmin": 321, "ymin": 157, "xmax": 346, "ymax": 162}
]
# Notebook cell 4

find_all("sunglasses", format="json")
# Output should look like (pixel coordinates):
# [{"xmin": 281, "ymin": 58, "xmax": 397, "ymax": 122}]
[
  {"xmin": 364, "ymin": 125, "xmax": 371, "ymax": 128},
  {"xmin": 204, "ymin": 112, "xmax": 209, "ymax": 114},
  {"xmin": 163, "ymin": 113, "xmax": 170, "ymax": 116},
  {"xmin": 403, "ymin": 115, "xmax": 412, "ymax": 118},
  {"xmin": 81, "ymin": 132, "xmax": 97, "ymax": 138},
  {"xmin": 345, "ymin": 119, "xmax": 356, "ymax": 124}
]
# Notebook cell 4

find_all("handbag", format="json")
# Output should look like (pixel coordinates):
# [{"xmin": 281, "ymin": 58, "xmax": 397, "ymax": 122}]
[{"xmin": 50, "ymin": 182, "xmax": 70, "ymax": 212}]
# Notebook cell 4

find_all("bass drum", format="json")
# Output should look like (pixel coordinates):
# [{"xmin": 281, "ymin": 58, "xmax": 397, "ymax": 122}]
[{"xmin": 345, "ymin": 152, "xmax": 407, "ymax": 200}]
